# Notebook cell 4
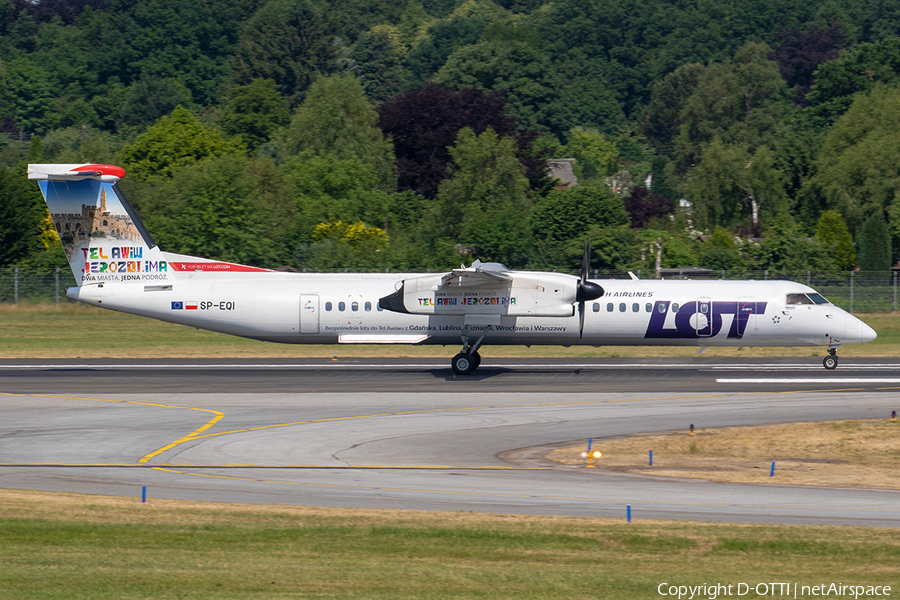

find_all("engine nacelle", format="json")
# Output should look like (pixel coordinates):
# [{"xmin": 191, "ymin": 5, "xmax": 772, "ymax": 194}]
[{"xmin": 379, "ymin": 272, "xmax": 582, "ymax": 317}]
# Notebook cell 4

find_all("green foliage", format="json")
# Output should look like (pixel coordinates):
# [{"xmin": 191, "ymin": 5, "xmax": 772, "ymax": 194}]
[
  {"xmin": 0, "ymin": 163, "xmax": 46, "ymax": 266},
  {"xmin": 673, "ymin": 42, "xmax": 789, "ymax": 176},
  {"xmin": 530, "ymin": 185, "xmax": 629, "ymax": 267},
  {"xmin": 121, "ymin": 106, "xmax": 246, "ymax": 182},
  {"xmin": 230, "ymin": 0, "xmax": 330, "ymax": 105},
  {"xmin": 562, "ymin": 128, "xmax": 619, "ymax": 181},
  {"xmin": 857, "ymin": 211, "xmax": 892, "ymax": 271},
  {"xmin": 810, "ymin": 85, "xmax": 900, "ymax": 233},
  {"xmin": 431, "ymin": 127, "xmax": 531, "ymax": 265},
  {"xmin": 279, "ymin": 74, "xmax": 397, "ymax": 191},
  {"xmin": 682, "ymin": 139, "xmax": 788, "ymax": 232},
  {"xmin": 8, "ymin": 0, "xmax": 900, "ymax": 273},
  {"xmin": 133, "ymin": 155, "xmax": 294, "ymax": 266},
  {"xmin": 814, "ymin": 210, "xmax": 856, "ymax": 271},
  {"xmin": 698, "ymin": 227, "xmax": 741, "ymax": 270},
  {"xmin": 434, "ymin": 40, "xmax": 561, "ymax": 132},
  {"xmin": 220, "ymin": 79, "xmax": 290, "ymax": 150}
]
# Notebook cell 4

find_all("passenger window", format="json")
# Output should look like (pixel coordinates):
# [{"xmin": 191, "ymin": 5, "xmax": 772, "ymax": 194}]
[
  {"xmin": 351, "ymin": 302, "xmax": 359, "ymax": 312},
  {"xmin": 657, "ymin": 303, "xmax": 666, "ymax": 313},
  {"xmin": 632, "ymin": 303, "xmax": 639, "ymax": 312},
  {"xmin": 592, "ymin": 302, "xmax": 600, "ymax": 312},
  {"xmin": 325, "ymin": 302, "xmax": 332, "ymax": 311},
  {"xmin": 672, "ymin": 303, "xmax": 679, "ymax": 313},
  {"xmin": 619, "ymin": 303, "xmax": 626, "ymax": 312},
  {"xmin": 700, "ymin": 302, "xmax": 709, "ymax": 313},
  {"xmin": 365, "ymin": 301, "xmax": 372, "ymax": 312},
  {"xmin": 376, "ymin": 301, "xmax": 383, "ymax": 311},
  {"xmin": 646, "ymin": 303, "xmax": 652, "ymax": 312},
  {"xmin": 338, "ymin": 302, "xmax": 345, "ymax": 311},
  {"xmin": 607, "ymin": 303, "xmax": 614, "ymax": 312}
]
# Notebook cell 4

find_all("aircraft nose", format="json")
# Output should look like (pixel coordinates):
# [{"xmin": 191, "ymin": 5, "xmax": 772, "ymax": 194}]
[{"xmin": 860, "ymin": 321, "xmax": 877, "ymax": 343}]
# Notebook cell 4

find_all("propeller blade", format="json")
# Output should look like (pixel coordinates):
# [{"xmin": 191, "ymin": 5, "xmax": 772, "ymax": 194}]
[
  {"xmin": 578, "ymin": 299, "xmax": 585, "ymax": 339},
  {"xmin": 581, "ymin": 240, "xmax": 590, "ymax": 283}
]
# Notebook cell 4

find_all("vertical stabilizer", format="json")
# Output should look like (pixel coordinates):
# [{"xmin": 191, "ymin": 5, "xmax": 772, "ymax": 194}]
[{"xmin": 28, "ymin": 164, "xmax": 169, "ymax": 287}]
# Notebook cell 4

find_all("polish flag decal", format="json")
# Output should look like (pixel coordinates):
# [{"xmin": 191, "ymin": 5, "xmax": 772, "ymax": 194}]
[{"xmin": 185, "ymin": 301, "xmax": 198, "ymax": 310}]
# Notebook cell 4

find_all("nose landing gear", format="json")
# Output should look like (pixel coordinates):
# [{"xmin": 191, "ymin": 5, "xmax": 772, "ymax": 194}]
[{"xmin": 823, "ymin": 347, "xmax": 839, "ymax": 370}]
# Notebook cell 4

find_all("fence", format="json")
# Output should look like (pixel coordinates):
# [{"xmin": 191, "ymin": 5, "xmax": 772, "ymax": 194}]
[{"xmin": 3, "ymin": 267, "xmax": 899, "ymax": 314}]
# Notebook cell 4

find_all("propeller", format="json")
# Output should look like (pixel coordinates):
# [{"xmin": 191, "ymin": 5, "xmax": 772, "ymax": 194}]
[{"xmin": 576, "ymin": 240, "xmax": 605, "ymax": 338}]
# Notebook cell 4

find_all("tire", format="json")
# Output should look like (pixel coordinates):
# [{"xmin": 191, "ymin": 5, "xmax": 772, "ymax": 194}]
[
  {"xmin": 823, "ymin": 355, "xmax": 838, "ymax": 370},
  {"xmin": 452, "ymin": 353, "xmax": 476, "ymax": 375},
  {"xmin": 472, "ymin": 351, "xmax": 482, "ymax": 369}
]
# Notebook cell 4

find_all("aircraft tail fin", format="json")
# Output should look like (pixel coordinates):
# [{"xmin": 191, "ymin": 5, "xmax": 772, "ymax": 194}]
[{"xmin": 29, "ymin": 164, "xmax": 165, "ymax": 287}]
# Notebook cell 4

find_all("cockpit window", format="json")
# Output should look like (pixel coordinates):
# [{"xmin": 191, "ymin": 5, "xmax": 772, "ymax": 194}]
[
  {"xmin": 786, "ymin": 293, "xmax": 813, "ymax": 305},
  {"xmin": 786, "ymin": 292, "xmax": 830, "ymax": 305}
]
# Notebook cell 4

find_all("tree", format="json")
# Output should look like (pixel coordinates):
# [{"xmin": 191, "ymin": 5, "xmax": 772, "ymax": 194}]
[
  {"xmin": 230, "ymin": 0, "xmax": 331, "ymax": 105},
  {"xmin": 682, "ymin": 139, "xmax": 789, "ymax": 234},
  {"xmin": 220, "ymin": 78, "xmax": 290, "ymax": 150},
  {"xmin": 133, "ymin": 155, "xmax": 295, "ymax": 267},
  {"xmin": 810, "ymin": 85, "xmax": 900, "ymax": 232},
  {"xmin": 806, "ymin": 37, "xmax": 900, "ymax": 126},
  {"xmin": 379, "ymin": 83, "xmax": 545, "ymax": 200},
  {"xmin": 279, "ymin": 74, "xmax": 397, "ymax": 192},
  {"xmin": 672, "ymin": 42, "xmax": 789, "ymax": 176},
  {"xmin": 623, "ymin": 186, "xmax": 674, "ymax": 228},
  {"xmin": 697, "ymin": 227, "xmax": 741, "ymax": 270},
  {"xmin": 857, "ymin": 211, "xmax": 891, "ymax": 271},
  {"xmin": 434, "ymin": 40, "xmax": 562, "ymax": 133},
  {"xmin": 121, "ymin": 106, "xmax": 246, "ymax": 181},
  {"xmin": 350, "ymin": 27, "xmax": 408, "ymax": 102},
  {"xmin": 530, "ymin": 184, "xmax": 629, "ymax": 268},
  {"xmin": 769, "ymin": 24, "xmax": 843, "ymax": 105},
  {"xmin": 814, "ymin": 210, "xmax": 856, "ymax": 271},
  {"xmin": 562, "ymin": 127, "xmax": 619, "ymax": 181},
  {"xmin": 111, "ymin": 77, "xmax": 194, "ymax": 135},
  {"xmin": 0, "ymin": 163, "xmax": 46, "ymax": 266},
  {"xmin": 430, "ymin": 127, "xmax": 531, "ymax": 266}
]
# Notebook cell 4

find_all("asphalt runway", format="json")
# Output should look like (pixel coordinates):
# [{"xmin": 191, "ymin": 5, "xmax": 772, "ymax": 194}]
[{"xmin": 2, "ymin": 358, "xmax": 899, "ymax": 526}]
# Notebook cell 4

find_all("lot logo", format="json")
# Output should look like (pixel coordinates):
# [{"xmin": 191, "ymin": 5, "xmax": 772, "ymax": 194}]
[{"xmin": 644, "ymin": 300, "xmax": 767, "ymax": 339}]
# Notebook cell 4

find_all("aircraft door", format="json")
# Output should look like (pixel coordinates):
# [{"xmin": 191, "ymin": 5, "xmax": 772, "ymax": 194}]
[
  {"xmin": 694, "ymin": 297, "xmax": 712, "ymax": 336},
  {"xmin": 737, "ymin": 297, "xmax": 757, "ymax": 337},
  {"xmin": 300, "ymin": 294, "xmax": 319, "ymax": 334}
]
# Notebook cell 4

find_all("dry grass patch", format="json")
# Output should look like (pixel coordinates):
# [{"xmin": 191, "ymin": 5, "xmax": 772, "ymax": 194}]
[{"xmin": 549, "ymin": 419, "xmax": 900, "ymax": 488}]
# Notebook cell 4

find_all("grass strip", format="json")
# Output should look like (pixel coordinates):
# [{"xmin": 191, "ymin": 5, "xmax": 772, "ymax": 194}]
[
  {"xmin": 2, "ymin": 302, "xmax": 898, "ymax": 358},
  {"xmin": 0, "ymin": 489, "xmax": 898, "ymax": 599}
]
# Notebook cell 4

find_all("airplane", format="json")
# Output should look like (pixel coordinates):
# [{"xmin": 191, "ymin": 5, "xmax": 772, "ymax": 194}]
[{"xmin": 29, "ymin": 163, "xmax": 876, "ymax": 373}]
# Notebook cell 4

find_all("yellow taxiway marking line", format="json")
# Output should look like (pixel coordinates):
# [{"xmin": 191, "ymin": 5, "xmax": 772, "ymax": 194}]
[
  {"xmin": 152, "ymin": 467, "xmax": 900, "ymax": 514},
  {"xmin": 0, "ymin": 462, "xmax": 542, "ymax": 470},
  {"xmin": 0, "ymin": 392, "xmax": 224, "ymax": 464}
]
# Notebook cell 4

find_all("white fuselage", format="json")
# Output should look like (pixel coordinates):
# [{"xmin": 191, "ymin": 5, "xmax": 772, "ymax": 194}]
[{"xmin": 68, "ymin": 270, "xmax": 876, "ymax": 349}]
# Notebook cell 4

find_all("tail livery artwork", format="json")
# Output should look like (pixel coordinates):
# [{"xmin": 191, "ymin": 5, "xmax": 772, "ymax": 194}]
[{"xmin": 30, "ymin": 164, "xmax": 876, "ymax": 373}]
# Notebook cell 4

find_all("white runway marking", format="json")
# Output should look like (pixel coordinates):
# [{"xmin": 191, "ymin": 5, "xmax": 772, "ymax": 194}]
[
  {"xmin": 3, "ymin": 362, "xmax": 899, "ymax": 370},
  {"xmin": 717, "ymin": 378, "xmax": 900, "ymax": 384}
]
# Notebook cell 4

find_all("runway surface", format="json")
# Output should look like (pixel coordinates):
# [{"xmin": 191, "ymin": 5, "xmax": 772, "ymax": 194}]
[{"xmin": 2, "ymin": 358, "xmax": 899, "ymax": 526}]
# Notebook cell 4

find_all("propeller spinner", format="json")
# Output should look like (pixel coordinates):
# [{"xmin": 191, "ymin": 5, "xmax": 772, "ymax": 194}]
[{"xmin": 576, "ymin": 240, "xmax": 604, "ymax": 338}]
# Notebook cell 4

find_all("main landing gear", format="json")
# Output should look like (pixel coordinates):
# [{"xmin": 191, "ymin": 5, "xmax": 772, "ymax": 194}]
[
  {"xmin": 452, "ymin": 326, "xmax": 486, "ymax": 375},
  {"xmin": 823, "ymin": 347, "xmax": 839, "ymax": 370}
]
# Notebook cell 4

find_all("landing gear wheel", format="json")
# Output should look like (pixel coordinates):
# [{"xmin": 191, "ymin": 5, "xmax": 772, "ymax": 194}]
[
  {"xmin": 452, "ymin": 353, "xmax": 476, "ymax": 375},
  {"xmin": 823, "ymin": 355, "xmax": 838, "ymax": 370},
  {"xmin": 472, "ymin": 351, "xmax": 481, "ymax": 370}
]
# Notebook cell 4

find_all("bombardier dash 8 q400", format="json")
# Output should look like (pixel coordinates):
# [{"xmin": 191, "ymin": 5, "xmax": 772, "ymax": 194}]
[{"xmin": 30, "ymin": 163, "xmax": 876, "ymax": 373}]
